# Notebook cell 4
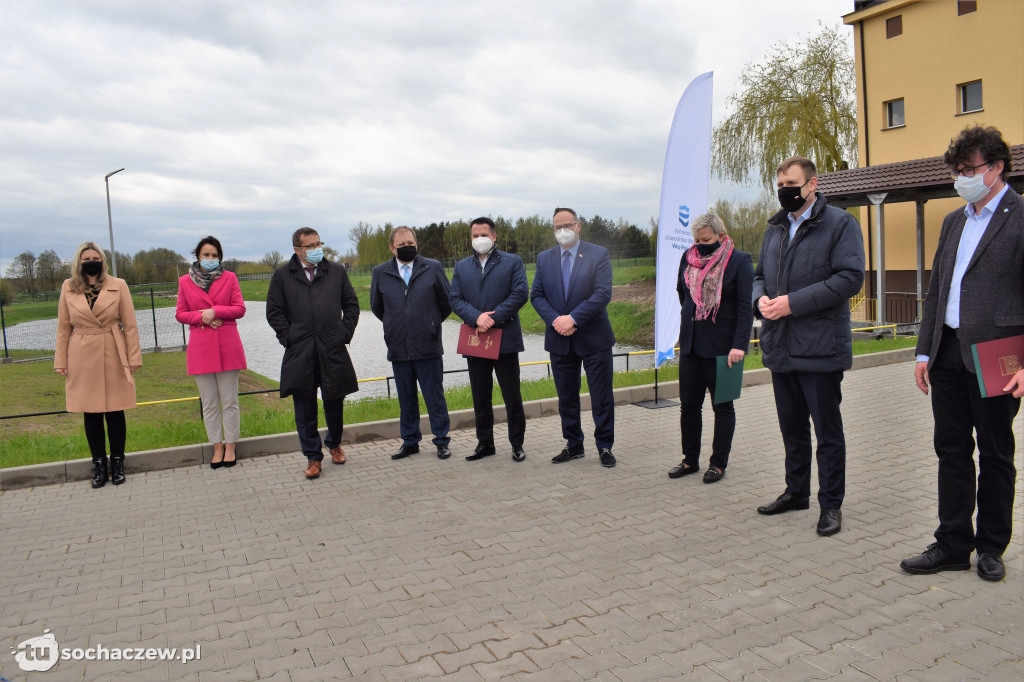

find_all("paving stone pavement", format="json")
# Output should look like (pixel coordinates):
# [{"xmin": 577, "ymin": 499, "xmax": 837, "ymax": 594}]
[{"xmin": 1, "ymin": 360, "xmax": 1021, "ymax": 681}]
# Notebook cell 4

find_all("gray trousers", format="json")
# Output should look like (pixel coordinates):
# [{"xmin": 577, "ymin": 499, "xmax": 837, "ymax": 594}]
[{"xmin": 194, "ymin": 370, "xmax": 241, "ymax": 443}]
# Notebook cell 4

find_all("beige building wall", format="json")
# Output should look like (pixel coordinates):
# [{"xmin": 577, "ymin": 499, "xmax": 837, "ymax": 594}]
[{"xmin": 845, "ymin": 0, "xmax": 1024, "ymax": 280}]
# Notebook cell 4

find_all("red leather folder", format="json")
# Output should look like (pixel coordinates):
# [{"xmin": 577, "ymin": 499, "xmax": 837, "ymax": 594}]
[
  {"xmin": 457, "ymin": 324, "xmax": 502, "ymax": 359},
  {"xmin": 970, "ymin": 334, "xmax": 1024, "ymax": 398}
]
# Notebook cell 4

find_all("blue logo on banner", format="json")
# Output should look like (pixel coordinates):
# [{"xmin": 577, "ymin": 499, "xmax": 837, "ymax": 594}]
[{"xmin": 678, "ymin": 205, "xmax": 690, "ymax": 227}]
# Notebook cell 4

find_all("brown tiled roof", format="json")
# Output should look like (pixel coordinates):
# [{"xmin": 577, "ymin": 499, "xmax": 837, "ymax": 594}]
[{"xmin": 818, "ymin": 144, "xmax": 1024, "ymax": 207}]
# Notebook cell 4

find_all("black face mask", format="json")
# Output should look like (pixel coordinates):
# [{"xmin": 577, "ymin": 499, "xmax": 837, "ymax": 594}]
[
  {"xmin": 695, "ymin": 242, "xmax": 718, "ymax": 257},
  {"xmin": 82, "ymin": 261, "xmax": 103, "ymax": 277},
  {"xmin": 395, "ymin": 245, "xmax": 417, "ymax": 263},
  {"xmin": 777, "ymin": 180, "xmax": 810, "ymax": 213}
]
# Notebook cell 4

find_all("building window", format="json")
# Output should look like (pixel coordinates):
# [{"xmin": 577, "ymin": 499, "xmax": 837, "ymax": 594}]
[
  {"xmin": 886, "ymin": 15, "xmax": 903, "ymax": 38},
  {"xmin": 959, "ymin": 80, "xmax": 983, "ymax": 113},
  {"xmin": 885, "ymin": 98, "xmax": 905, "ymax": 128},
  {"xmin": 958, "ymin": 1, "xmax": 977, "ymax": 15}
]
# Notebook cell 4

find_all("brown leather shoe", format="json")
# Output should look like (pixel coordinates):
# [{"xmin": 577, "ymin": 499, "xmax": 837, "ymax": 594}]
[
  {"xmin": 330, "ymin": 445, "xmax": 346, "ymax": 464},
  {"xmin": 305, "ymin": 460, "xmax": 322, "ymax": 479}
]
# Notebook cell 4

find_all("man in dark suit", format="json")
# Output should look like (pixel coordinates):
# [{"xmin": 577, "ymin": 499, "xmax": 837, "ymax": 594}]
[
  {"xmin": 753, "ymin": 156, "xmax": 865, "ymax": 536},
  {"xmin": 266, "ymin": 227, "xmax": 360, "ymax": 480},
  {"xmin": 370, "ymin": 226, "xmax": 453, "ymax": 460},
  {"xmin": 531, "ymin": 207, "xmax": 617, "ymax": 468},
  {"xmin": 902, "ymin": 126, "xmax": 1023, "ymax": 582},
  {"xmin": 450, "ymin": 217, "xmax": 529, "ymax": 462}
]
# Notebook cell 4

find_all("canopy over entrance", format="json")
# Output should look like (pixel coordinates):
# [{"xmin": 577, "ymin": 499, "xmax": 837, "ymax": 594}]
[{"xmin": 817, "ymin": 145, "xmax": 1024, "ymax": 326}]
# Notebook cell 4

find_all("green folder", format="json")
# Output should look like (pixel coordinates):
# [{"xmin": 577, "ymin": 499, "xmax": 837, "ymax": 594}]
[{"xmin": 713, "ymin": 355, "xmax": 745, "ymax": 404}]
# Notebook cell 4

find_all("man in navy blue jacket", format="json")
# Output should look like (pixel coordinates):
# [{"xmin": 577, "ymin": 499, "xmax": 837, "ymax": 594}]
[
  {"xmin": 531, "ymin": 207, "xmax": 617, "ymax": 468},
  {"xmin": 370, "ymin": 226, "xmax": 453, "ymax": 460},
  {"xmin": 450, "ymin": 217, "xmax": 529, "ymax": 462}
]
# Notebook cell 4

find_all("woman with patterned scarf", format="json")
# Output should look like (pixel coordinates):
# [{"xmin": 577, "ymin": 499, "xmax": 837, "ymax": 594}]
[
  {"xmin": 175, "ymin": 236, "xmax": 247, "ymax": 469},
  {"xmin": 668, "ymin": 213, "xmax": 754, "ymax": 484}
]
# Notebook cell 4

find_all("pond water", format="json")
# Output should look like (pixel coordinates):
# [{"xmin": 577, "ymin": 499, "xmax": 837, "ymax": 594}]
[{"xmin": 7, "ymin": 301, "xmax": 660, "ymax": 398}]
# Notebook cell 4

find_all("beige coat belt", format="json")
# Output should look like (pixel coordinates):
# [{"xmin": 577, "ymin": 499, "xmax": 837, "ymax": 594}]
[{"xmin": 72, "ymin": 326, "xmax": 134, "ymax": 383}]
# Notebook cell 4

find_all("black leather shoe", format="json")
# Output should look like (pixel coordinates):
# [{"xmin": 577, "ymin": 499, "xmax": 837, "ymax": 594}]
[
  {"xmin": 757, "ymin": 492, "xmax": 810, "ymax": 515},
  {"xmin": 436, "ymin": 445, "xmax": 451, "ymax": 459},
  {"xmin": 391, "ymin": 444, "xmax": 419, "ymax": 460},
  {"xmin": 551, "ymin": 447, "xmax": 584, "ymax": 463},
  {"xmin": 512, "ymin": 447, "xmax": 526, "ymax": 462},
  {"xmin": 668, "ymin": 462, "xmax": 699, "ymax": 479},
  {"xmin": 817, "ymin": 508, "xmax": 842, "ymax": 536},
  {"xmin": 599, "ymin": 448, "xmax": 616, "ymax": 468},
  {"xmin": 466, "ymin": 444, "xmax": 495, "ymax": 461},
  {"xmin": 977, "ymin": 553, "xmax": 1005, "ymax": 581},
  {"xmin": 91, "ymin": 456, "xmax": 108, "ymax": 488},
  {"xmin": 900, "ymin": 543, "xmax": 971, "ymax": 574},
  {"xmin": 703, "ymin": 467, "xmax": 724, "ymax": 484}
]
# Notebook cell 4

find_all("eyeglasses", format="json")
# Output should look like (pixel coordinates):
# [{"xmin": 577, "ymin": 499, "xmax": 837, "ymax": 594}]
[
  {"xmin": 950, "ymin": 162, "xmax": 991, "ymax": 180},
  {"xmin": 297, "ymin": 242, "xmax": 324, "ymax": 251},
  {"xmin": 553, "ymin": 222, "xmax": 578, "ymax": 231}
]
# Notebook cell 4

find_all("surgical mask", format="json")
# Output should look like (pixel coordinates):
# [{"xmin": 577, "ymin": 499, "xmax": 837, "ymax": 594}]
[
  {"xmin": 472, "ymin": 237, "xmax": 493, "ymax": 255},
  {"xmin": 304, "ymin": 248, "xmax": 323, "ymax": 265},
  {"xmin": 200, "ymin": 259, "xmax": 220, "ymax": 271},
  {"xmin": 695, "ymin": 242, "xmax": 718, "ymax": 257},
  {"xmin": 82, "ymin": 261, "xmax": 103, "ymax": 277},
  {"xmin": 554, "ymin": 228, "xmax": 576, "ymax": 246},
  {"xmin": 954, "ymin": 172, "xmax": 992, "ymax": 204},
  {"xmin": 395, "ymin": 245, "xmax": 417, "ymax": 263},
  {"xmin": 777, "ymin": 181, "xmax": 809, "ymax": 213}
]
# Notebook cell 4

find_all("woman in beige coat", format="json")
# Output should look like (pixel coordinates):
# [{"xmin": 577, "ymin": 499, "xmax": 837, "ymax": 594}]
[{"xmin": 55, "ymin": 242, "xmax": 143, "ymax": 487}]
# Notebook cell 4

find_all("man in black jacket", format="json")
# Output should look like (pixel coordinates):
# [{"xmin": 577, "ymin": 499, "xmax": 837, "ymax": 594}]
[
  {"xmin": 370, "ymin": 226, "xmax": 453, "ymax": 460},
  {"xmin": 449, "ymin": 217, "xmax": 529, "ymax": 462},
  {"xmin": 266, "ymin": 227, "xmax": 360, "ymax": 480},
  {"xmin": 901, "ymin": 126, "xmax": 1023, "ymax": 582},
  {"xmin": 752, "ymin": 156, "xmax": 865, "ymax": 536}
]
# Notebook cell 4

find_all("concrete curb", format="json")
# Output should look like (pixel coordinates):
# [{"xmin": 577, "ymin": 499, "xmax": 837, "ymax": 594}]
[{"xmin": 0, "ymin": 348, "xmax": 916, "ymax": 490}]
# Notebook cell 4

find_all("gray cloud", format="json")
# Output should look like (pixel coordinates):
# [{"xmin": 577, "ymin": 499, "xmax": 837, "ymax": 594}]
[{"xmin": 0, "ymin": 0, "xmax": 852, "ymax": 267}]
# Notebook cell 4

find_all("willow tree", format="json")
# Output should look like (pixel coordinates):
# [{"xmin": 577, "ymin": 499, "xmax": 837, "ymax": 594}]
[{"xmin": 713, "ymin": 25, "xmax": 857, "ymax": 190}]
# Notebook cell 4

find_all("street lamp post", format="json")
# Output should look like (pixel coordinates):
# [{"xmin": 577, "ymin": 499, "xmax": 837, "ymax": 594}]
[{"xmin": 105, "ymin": 168, "xmax": 125, "ymax": 276}]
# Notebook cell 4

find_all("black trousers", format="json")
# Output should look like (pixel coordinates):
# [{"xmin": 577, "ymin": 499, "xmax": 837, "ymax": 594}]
[
  {"xmin": 679, "ymin": 353, "xmax": 735, "ymax": 470},
  {"xmin": 292, "ymin": 355, "xmax": 344, "ymax": 461},
  {"xmin": 930, "ymin": 326, "xmax": 1019, "ymax": 556},
  {"xmin": 467, "ymin": 353, "xmax": 525, "ymax": 448},
  {"xmin": 771, "ymin": 370, "xmax": 846, "ymax": 508},
  {"xmin": 83, "ymin": 411, "xmax": 126, "ymax": 458},
  {"xmin": 550, "ymin": 347, "xmax": 614, "ymax": 451}
]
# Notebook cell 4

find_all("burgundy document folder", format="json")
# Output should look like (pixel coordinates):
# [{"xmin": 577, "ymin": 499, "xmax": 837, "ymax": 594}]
[
  {"xmin": 457, "ymin": 324, "xmax": 502, "ymax": 359},
  {"xmin": 970, "ymin": 334, "xmax": 1024, "ymax": 398}
]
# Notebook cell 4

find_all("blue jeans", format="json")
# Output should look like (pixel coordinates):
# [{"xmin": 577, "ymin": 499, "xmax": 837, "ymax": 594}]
[{"xmin": 392, "ymin": 357, "xmax": 450, "ymax": 447}]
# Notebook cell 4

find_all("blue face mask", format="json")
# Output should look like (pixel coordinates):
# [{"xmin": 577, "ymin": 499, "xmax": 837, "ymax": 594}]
[
  {"xmin": 200, "ymin": 259, "xmax": 220, "ymax": 271},
  {"xmin": 304, "ymin": 248, "xmax": 324, "ymax": 265}
]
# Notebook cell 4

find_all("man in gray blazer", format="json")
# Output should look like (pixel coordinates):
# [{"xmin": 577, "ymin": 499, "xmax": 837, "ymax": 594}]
[{"xmin": 902, "ymin": 126, "xmax": 1024, "ymax": 582}]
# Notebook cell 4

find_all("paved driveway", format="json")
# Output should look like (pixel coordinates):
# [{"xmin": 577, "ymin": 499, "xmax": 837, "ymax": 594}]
[{"xmin": 1, "ymin": 361, "xmax": 1021, "ymax": 681}]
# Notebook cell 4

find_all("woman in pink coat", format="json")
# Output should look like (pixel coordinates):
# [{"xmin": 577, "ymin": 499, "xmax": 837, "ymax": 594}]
[{"xmin": 175, "ymin": 236, "xmax": 247, "ymax": 468}]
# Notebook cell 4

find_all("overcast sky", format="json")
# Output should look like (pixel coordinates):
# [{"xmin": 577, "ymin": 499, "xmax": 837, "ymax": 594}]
[{"xmin": 0, "ymin": 0, "xmax": 854, "ymax": 269}]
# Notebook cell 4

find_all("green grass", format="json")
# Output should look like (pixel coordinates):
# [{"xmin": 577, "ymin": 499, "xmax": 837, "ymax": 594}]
[{"xmin": 1, "ymin": 336, "xmax": 919, "ymax": 468}]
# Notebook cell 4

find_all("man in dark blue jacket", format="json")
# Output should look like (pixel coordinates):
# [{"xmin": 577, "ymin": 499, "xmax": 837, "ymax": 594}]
[
  {"xmin": 531, "ymin": 207, "xmax": 617, "ymax": 468},
  {"xmin": 753, "ymin": 157, "xmax": 865, "ymax": 536},
  {"xmin": 370, "ymin": 226, "xmax": 452, "ymax": 460},
  {"xmin": 450, "ymin": 217, "xmax": 529, "ymax": 462}
]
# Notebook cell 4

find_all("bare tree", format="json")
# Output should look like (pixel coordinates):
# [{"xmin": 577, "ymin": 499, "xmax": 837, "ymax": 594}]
[{"xmin": 261, "ymin": 251, "xmax": 285, "ymax": 269}]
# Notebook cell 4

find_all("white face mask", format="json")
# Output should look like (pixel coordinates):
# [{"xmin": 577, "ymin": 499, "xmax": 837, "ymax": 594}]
[
  {"xmin": 954, "ymin": 172, "xmax": 993, "ymax": 204},
  {"xmin": 472, "ymin": 236, "xmax": 493, "ymax": 255},
  {"xmin": 554, "ymin": 228, "xmax": 576, "ymax": 246}
]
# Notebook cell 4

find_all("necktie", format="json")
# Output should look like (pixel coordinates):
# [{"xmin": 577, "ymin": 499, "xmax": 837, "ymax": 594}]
[
  {"xmin": 561, "ymin": 250, "xmax": 572, "ymax": 295},
  {"xmin": 402, "ymin": 264, "xmax": 410, "ymax": 284},
  {"xmin": 304, "ymin": 266, "xmax": 315, "ymax": 281}
]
